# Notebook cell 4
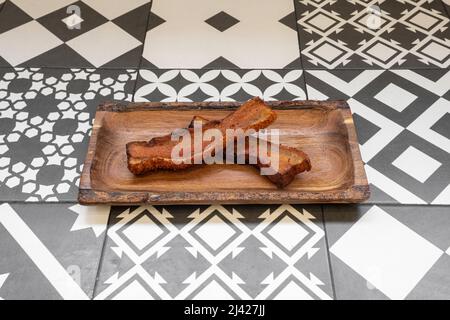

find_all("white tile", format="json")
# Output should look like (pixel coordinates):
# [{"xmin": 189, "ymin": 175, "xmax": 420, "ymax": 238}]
[
  {"xmin": 330, "ymin": 206, "xmax": 443, "ymax": 300},
  {"xmin": 66, "ymin": 22, "xmax": 141, "ymax": 67},
  {"xmin": 273, "ymin": 281, "xmax": 313, "ymax": 300},
  {"xmin": 409, "ymin": 11, "xmax": 438, "ymax": 30},
  {"xmin": 112, "ymin": 280, "xmax": 154, "ymax": 300},
  {"xmin": 143, "ymin": 0, "xmax": 299, "ymax": 68},
  {"xmin": 312, "ymin": 42, "xmax": 343, "ymax": 62},
  {"xmin": 267, "ymin": 216, "xmax": 308, "ymax": 251},
  {"xmin": 307, "ymin": 13, "xmax": 336, "ymax": 31},
  {"xmin": 0, "ymin": 21, "xmax": 63, "ymax": 66},
  {"xmin": 374, "ymin": 83, "xmax": 417, "ymax": 112},
  {"xmin": 392, "ymin": 146, "xmax": 442, "ymax": 183},
  {"xmin": 122, "ymin": 215, "xmax": 164, "ymax": 250},
  {"xmin": 367, "ymin": 42, "xmax": 397, "ymax": 62},
  {"xmin": 82, "ymin": 0, "xmax": 149, "ymax": 20},
  {"xmin": 10, "ymin": 0, "xmax": 75, "ymax": 18},
  {"xmin": 421, "ymin": 42, "xmax": 450, "ymax": 62},
  {"xmin": 193, "ymin": 280, "xmax": 234, "ymax": 300},
  {"xmin": 194, "ymin": 215, "xmax": 236, "ymax": 251}
]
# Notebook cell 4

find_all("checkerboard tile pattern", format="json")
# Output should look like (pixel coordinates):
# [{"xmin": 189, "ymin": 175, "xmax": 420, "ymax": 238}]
[{"xmin": 0, "ymin": 0, "xmax": 151, "ymax": 68}]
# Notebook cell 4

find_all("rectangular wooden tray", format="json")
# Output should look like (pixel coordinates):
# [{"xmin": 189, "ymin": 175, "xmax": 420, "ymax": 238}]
[{"xmin": 78, "ymin": 100, "xmax": 370, "ymax": 205}]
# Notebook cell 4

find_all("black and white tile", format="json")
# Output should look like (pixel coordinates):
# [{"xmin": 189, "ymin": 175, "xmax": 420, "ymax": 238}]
[
  {"xmin": 134, "ymin": 69, "xmax": 307, "ymax": 102},
  {"xmin": 296, "ymin": 0, "xmax": 450, "ymax": 69},
  {"xmin": 0, "ymin": 0, "xmax": 449, "ymax": 300},
  {"xmin": 324, "ymin": 204, "xmax": 450, "ymax": 299},
  {"xmin": 94, "ymin": 205, "xmax": 333, "ymax": 300},
  {"xmin": 305, "ymin": 69, "xmax": 450, "ymax": 204},
  {"xmin": 142, "ymin": 0, "xmax": 301, "ymax": 69},
  {"xmin": 0, "ymin": 68, "xmax": 136, "ymax": 202},
  {"xmin": 0, "ymin": 202, "xmax": 109, "ymax": 299},
  {"xmin": 0, "ymin": 0, "xmax": 151, "ymax": 68}
]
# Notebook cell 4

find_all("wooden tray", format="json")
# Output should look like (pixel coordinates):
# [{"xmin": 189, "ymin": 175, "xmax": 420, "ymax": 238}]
[{"xmin": 78, "ymin": 100, "xmax": 370, "ymax": 205}]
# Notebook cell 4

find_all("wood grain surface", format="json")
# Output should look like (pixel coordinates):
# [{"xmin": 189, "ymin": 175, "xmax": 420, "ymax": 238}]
[{"xmin": 78, "ymin": 100, "xmax": 370, "ymax": 205}]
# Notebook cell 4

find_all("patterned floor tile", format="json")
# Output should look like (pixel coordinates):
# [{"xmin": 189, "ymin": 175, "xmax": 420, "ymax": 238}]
[
  {"xmin": 0, "ymin": 68, "xmax": 136, "ymax": 202},
  {"xmin": 0, "ymin": 0, "xmax": 151, "ymax": 68},
  {"xmin": 324, "ymin": 204, "xmax": 450, "ymax": 300},
  {"xmin": 134, "ymin": 69, "xmax": 307, "ymax": 102},
  {"xmin": 94, "ymin": 205, "xmax": 333, "ymax": 300},
  {"xmin": 443, "ymin": 0, "xmax": 450, "ymax": 15},
  {"xmin": 142, "ymin": 0, "xmax": 301, "ymax": 69},
  {"xmin": 0, "ymin": 202, "xmax": 109, "ymax": 299},
  {"xmin": 296, "ymin": 0, "xmax": 450, "ymax": 69},
  {"xmin": 305, "ymin": 69, "xmax": 450, "ymax": 204}
]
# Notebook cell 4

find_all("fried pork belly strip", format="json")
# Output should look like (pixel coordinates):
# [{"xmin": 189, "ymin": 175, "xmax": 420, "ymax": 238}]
[
  {"xmin": 126, "ymin": 97, "xmax": 277, "ymax": 175},
  {"xmin": 188, "ymin": 116, "xmax": 311, "ymax": 188}
]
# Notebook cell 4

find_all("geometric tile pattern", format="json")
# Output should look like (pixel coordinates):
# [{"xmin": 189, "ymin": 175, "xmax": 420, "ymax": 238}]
[
  {"xmin": 1, "ymin": 0, "xmax": 449, "ymax": 300},
  {"xmin": 296, "ymin": 0, "xmax": 450, "ymax": 69},
  {"xmin": 324, "ymin": 205, "xmax": 450, "ymax": 300},
  {"xmin": 141, "ymin": 0, "xmax": 301, "ymax": 68},
  {"xmin": 95, "ymin": 205, "xmax": 333, "ymax": 300},
  {"xmin": 0, "ymin": 68, "xmax": 136, "ymax": 201},
  {"xmin": 0, "ymin": 0, "xmax": 151, "ymax": 68},
  {"xmin": 134, "ymin": 69, "xmax": 307, "ymax": 102},
  {"xmin": 305, "ymin": 69, "xmax": 450, "ymax": 204}
]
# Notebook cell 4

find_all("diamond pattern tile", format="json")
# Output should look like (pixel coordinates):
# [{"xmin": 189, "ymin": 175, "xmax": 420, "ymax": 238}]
[
  {"xmin": 324, "ymin": 205, "xmax": 450, "ymax": 300},
  {"xmin": 305, "ymin": 68, "xmax": 450, "ymax": 204},
  {"xmin": 95, "ymin": 205, "xmax": 333, "ymax": 300},
  {"xmin": 295, "ymin": 0, "xmax": 450, "ymax": 69}
]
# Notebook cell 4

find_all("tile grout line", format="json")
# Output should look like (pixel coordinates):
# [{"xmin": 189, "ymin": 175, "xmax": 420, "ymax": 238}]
[
  {"xmin": 439, "ymin": 0, "xmax": 450, "ymax": 18},
  {"xmin": 131, "ymin": 0, "xmax": 154, "ymax": 102},
  {"xmin": 291, "ymin": 0, "xmax": 309, "ymax": 99},
  {"xmin": 91, "ymin": 208, "xmax": 114, "ymax": 300},
  {"xmin": 1, "ymin": 199, "xmax": 449, "ymax": 208},
  {"xmin": 0, "ymin": 0, "xmax": 5, "ymax": 14},
  {"xmin": 320, "ymin": 204, "xmax": 337, "ymax": 300},
  {"xmin": 0, "ymin": 65, "xmax": 449, "ymax": 71}
]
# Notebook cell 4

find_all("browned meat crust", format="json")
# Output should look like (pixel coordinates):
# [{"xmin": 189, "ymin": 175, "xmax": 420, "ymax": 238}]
[
  {"xmin": 126, "ymin": 97, "xmax": 277, "ymax": 175},
  {"xmin": 187, "ymin": 116, "xmax": 311, "ymax": 188}
]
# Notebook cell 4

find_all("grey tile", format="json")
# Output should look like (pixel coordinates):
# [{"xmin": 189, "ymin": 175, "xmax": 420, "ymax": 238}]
[
  {"xmin": 324, "ymin": 204, "xmax": 450, "ymax": 300},
  {"xmin": 305, "ymin": 69, "xmax": 450, "ymax": 204},
  {"xmin": 95, "ymin": 204, "xmax": 333, "ymax": 300},
  {"xmin": 0, "ymin": 202, "xmax": 109, "ymax": 299},
  {"xmin": 0, "ymin": 68, "xmax": 137, "ymax": 202}
]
